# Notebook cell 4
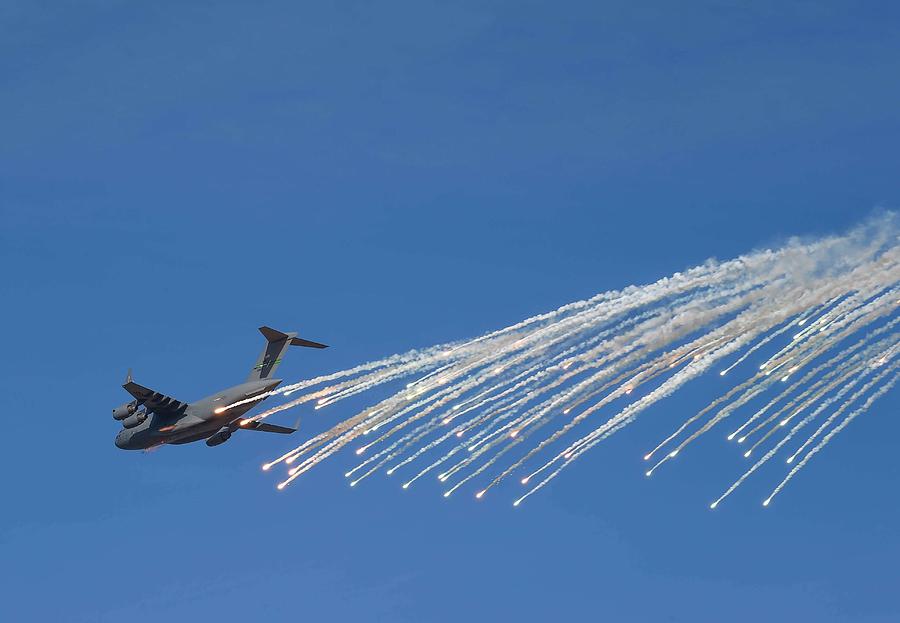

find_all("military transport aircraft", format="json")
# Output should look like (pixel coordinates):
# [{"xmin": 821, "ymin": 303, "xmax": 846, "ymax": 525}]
[{"xmin": 112, "ymin": 326, "xmax": 327, "ymax": 450}]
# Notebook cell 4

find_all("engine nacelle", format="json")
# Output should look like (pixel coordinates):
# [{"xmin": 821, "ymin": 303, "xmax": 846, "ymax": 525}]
[
  {"xmin": 206, "ymin": 427, "xmax": 232, "ymax": 447},
  {"xmin": 121, "ymin": 411, "xmax": 147, "ymax": 429},
  {"xmin": 112, "ymin": 401, "xmax": 138, "ymax": 420}
]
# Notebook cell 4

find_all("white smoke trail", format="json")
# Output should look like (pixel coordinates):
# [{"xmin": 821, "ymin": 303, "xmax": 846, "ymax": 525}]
[
  {"xmin": 764, "ymin": 367, "xmax": 900, "ymax": 506},
  {"xmin": 710, "ymin": 344, "xmax": 897, "ymax": 508},
  {"xmin": 249, "ymin": 213, "xmax": 898, "ymax": 507}
]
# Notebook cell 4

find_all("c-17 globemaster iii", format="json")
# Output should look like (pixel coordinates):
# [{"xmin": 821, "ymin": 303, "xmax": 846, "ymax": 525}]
[{"xmin": 113, "ymin": 326, "xmax": 327, "ymax": 450}]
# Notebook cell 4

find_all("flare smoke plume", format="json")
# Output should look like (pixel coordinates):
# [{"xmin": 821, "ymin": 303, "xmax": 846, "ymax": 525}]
[{"xmin": 231, "ymin": 214, "xmax": 898, "ymax": 507}]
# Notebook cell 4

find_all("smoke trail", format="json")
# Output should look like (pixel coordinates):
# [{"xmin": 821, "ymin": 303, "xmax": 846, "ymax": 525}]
[
  {"xmin": 249, "ymin": 213, "xmax": 898, "ymax": 507},
  {"xmin": 710, "ymin": 343, "xmax": 897, "ymax": 508},
  {"xmin": 764, "ymin": 367, "xmax": 900, "ymax": 506}
]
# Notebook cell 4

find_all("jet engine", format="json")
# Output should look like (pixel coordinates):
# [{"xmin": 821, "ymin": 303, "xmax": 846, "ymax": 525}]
[
  {"xmin": 121, "ymin": 411, "xmax": 148, "ymax": 429},
  {"xmin": 112, "ymin": 400, "xmax": 139, "ymax": 420},
  {"xmin": 206, "ymin": 427, "xmax": 232, "ymax": 447}
]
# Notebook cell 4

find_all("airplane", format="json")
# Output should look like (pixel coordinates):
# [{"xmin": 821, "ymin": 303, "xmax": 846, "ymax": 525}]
[{"xmin": 112, "ymin": 326, "xmax": 327, "ymax": 450}]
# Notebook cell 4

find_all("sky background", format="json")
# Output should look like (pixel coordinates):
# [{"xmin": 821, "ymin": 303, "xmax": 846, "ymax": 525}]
[{"xmin": 2, "ymin": 2, "xmax": 900, "ymax": 621}]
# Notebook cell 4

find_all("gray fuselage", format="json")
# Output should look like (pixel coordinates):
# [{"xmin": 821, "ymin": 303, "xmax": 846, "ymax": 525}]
[{"xmin": 114, "ymin": 378, "xmax": 282, "ymax": 450}]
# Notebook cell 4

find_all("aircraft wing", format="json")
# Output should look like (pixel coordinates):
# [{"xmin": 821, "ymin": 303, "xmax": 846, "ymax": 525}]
[
  {"xmin": 242, "ymin": 421, "xmax": 296, "ymax": 434},
  {"xmin": 122, "ymin": 370, "xmax": 189, "ymax": 419}
]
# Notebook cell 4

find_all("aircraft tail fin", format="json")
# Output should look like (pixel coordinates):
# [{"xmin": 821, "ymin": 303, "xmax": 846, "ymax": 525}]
[{"xmin": 247, "ymin": 326, "xmax": 328, "ymax": 381}]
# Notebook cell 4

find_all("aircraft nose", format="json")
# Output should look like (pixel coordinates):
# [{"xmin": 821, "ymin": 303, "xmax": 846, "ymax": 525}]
[{"xmin": 115, "ymin": 431, "xmax": 128, "ymax": 449}]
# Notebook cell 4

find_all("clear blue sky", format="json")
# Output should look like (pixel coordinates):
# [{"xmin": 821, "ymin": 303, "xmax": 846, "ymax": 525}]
[{"xmin": 2, "ymin": 2, "xmax": 899, "ymax": 621}]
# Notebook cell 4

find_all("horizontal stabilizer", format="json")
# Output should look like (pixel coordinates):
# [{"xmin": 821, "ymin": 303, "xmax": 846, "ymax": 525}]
[
  {"xmin": 289, "ymin": 336, "xmax": 328, "ymax": 349},
  {"xmin": 259, "ymin": 326, "xmax": 328, "ymax": 349}
]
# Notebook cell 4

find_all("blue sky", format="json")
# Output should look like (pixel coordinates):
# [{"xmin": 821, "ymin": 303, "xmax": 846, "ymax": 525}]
[{"xmin": 2, "ymin": 2, "xmax": 899, "ymax": 621}]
